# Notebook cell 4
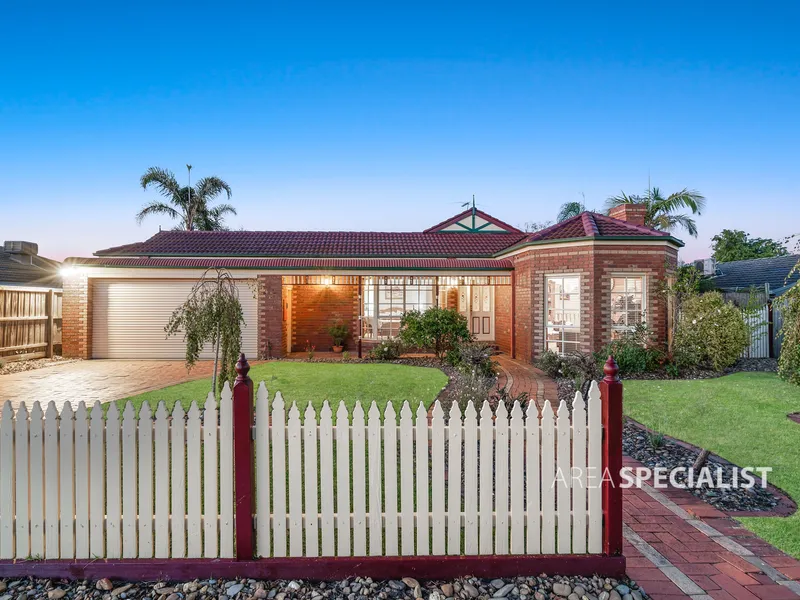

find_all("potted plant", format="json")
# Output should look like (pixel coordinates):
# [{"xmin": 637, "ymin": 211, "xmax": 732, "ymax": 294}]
[{"xmin": 327, "ymin": 320, "xmax": 349, "ymax": 353}]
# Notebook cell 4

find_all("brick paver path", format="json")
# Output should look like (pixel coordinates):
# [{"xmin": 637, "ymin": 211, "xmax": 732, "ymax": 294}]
[
  {"xmin": 497, "ymin": 355, "xmax": 800, "ymax": 600},
  {"xmin": 0, "ymin": 360, "xmax": 219, "ymax": 410}
]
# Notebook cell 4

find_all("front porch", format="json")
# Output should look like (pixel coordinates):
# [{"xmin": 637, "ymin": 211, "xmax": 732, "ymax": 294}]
[{"xmin": 279, "ymin": 274, "xmax": 513, "ymax": 357}]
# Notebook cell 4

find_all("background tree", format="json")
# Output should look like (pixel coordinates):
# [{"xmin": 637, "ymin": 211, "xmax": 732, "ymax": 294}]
[
  {"xmin": 711, "ymin": 229, "xmax": 787, "ymax": 263},
  {"xmin": 606, "ymin": 187, "xmax": 706, "ymax": 237},
  {"xmin": 165, "ymin": 267, "xmax": 245, "ymax": 394},
  {"xmin": 522, "ymin": 220, "xmax": 553, "ymax": 233},
  {"xmin": 556, "ymin": 201, "xmax": 586, "ymax": 222},
  {"xmin": 136, "ymin": 165, "xmax": 236, "ymax": 231}
]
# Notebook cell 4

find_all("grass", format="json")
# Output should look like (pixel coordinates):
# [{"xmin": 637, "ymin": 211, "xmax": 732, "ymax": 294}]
[
  {"xmin": 623, "ymin": 372, "xmax": 800, "ymax": 558},
  {"xmin": 119, "ymin": 361, "xmax": 449, "ymax": 418}
]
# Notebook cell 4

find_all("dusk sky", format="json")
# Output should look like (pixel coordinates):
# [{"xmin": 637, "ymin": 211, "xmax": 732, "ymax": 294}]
[{"xmin": 2, "ymin": 1, "xmax": 798, "ymax": 262}]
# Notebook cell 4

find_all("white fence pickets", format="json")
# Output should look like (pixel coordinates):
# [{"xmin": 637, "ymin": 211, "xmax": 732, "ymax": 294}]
[
  {"xmin": 44, "ymin": 402, "xmax": 60, "ymax": 560},
  {"xmin": 1, "ymin": 402, "xmax": 15, "ymax": 559},
  {"xmin": 106, "ymin": 403, "xmax": 122, "ymax": 559},
  {"xmin": 0, "ymin": 395, "xmax": 235, "ymax": 561},
  {"xmin": 587, "ymin": 382, "xmax": 603, "ymax": 553},
  {"xmin": 572, "ymin": 392, "xmax": 587, "ymax": 554},
  {"xmin": 2, "ymin": 382, "xmax": 608, "ymax": 562},
  {"xmin": 415, "ymin": 402, "xmax": 429, "ymax": 556}
]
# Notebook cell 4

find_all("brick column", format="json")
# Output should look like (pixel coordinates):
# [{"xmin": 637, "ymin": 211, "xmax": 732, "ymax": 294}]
[
  {"xmin": 257, "ymin": 275, "xmax": 284, "ymax": 358},
  {"xmin": 62, "ymin": 272, "xmax": 92, "ymax": 359}
]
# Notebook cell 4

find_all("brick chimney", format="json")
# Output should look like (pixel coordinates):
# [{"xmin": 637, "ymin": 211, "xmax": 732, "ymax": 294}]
[{"xmin": 608, "ymin": 204, "xmax": 647, "ymax": 227}]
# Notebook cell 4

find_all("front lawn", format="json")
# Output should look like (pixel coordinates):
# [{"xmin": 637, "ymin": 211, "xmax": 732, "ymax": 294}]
[
  {"xmin": 120, "ymin": 361, "xmax": 449, "ymax": 418},
  {"xmin": 623, "ymin": 372, "xmax": 800, "ymax": 558}
]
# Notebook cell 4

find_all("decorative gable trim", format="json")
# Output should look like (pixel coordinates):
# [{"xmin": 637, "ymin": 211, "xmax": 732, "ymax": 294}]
[{"xmin": 424, "ymin": 208, "xmax": 523, "ymax": 234}]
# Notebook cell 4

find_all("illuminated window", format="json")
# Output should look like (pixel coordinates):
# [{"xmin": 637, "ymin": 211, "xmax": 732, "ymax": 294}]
[{"xmin": 360, "ymin": 277, "xmax": 434, "ymax": 340}]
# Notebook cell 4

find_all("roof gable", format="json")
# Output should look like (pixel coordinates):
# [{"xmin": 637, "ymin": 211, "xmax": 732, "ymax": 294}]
[{"xmin": 424, "ymin": 208, "xmax": 523, "ymax": 234}]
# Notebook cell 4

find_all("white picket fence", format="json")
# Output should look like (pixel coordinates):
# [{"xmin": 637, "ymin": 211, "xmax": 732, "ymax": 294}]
[
  {"xmin": 0, "ymin": 387, "xmax": 234, "ymax": 560},
  {"xmin": 253, "ymin": 381, "xmax": 604, "ymax": 558},
  {"xmin": 0, "ymin": 381, "xmax": 604, "ymax": 561}
]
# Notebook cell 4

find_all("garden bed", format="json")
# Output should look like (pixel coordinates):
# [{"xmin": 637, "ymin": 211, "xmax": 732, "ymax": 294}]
[
  {"xmin": 623, "ymin": 418, "xmax": 793, "ymax": 516},
  {"xmin": 0, "ymin": 574, "xmax": 649, "ymax": 600},
  {"xmin": 0, "ymin": 356, "xmax": 77, "ymax": 376}
]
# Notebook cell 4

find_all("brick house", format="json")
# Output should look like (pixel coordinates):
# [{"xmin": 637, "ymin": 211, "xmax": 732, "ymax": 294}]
[{"xmin": 61, "ymin": 205, "xmax": 681, "ymax": 363}]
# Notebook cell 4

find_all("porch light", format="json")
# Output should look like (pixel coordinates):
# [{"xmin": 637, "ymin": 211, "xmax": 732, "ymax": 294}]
[
  {"xmin": 322, "ymin": 276, "xmax": 333, "ymax": 286},
  {"xmin": 59, "ymin": 265, "xmax": 86, "ymax": 277}
]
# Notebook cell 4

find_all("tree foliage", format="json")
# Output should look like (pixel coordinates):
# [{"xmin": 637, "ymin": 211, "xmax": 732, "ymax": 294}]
[
  {"xmin": 673, "ymin": 291, "xmax": 750, "ymax": 371},
  {"xmin": 778, "ymin": 238, "xmax": 800, "ymax": 385},
  {"xmin": 399, "ymin": 307, "xmax": 472, "ymax": 359},
  {"xmin": 606, "ymin": 186, "xmax": 706, "ymax": 237},
  {"xmin": 711, "ymin": 229, "xmax": 787, "ymax": 263},
  {"xmin": 137, "ymin": 166, "xmax": 236, "ymax": 231},
  {"xmin": 165, "ymin": 268, "xmax": 245, "ymax": 394}
]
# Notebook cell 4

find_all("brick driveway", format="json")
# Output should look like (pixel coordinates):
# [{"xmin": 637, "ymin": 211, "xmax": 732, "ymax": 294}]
[{"xmin": 0, "ymin": 360, "xmax": 218, "ymax": 410}]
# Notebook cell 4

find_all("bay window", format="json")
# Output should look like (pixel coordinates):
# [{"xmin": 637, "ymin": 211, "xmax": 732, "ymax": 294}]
[
  {"xmin": 545, "ymin": 275, "xmax": 581, "ymax": 354},
  {"xmin": 611, "ymin": 275, "xmax": 646, "ymax": 338}
]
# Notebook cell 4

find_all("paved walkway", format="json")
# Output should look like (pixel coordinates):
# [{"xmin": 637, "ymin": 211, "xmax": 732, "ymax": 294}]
[
  {"xmin": 497, "ymin": 355, "xmax": 800, "ymax": 600},
  {"xmin": 0, "ymin": 360, "xmax": 219, "ymax": 410}
]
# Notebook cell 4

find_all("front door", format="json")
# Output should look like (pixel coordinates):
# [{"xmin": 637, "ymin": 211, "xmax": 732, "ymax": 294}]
[{"xmin": 459, "ymin": 286, "xmax": 494, "ymax": 341}]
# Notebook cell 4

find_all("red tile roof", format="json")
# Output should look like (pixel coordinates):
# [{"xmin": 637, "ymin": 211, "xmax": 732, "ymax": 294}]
[
  {"xmin": 95, "ymin": 230, "xmax": 528, "ymax": 258},
  {"xmin": 92, "ymin": 211, "xmax": 679, "ymax": 261},
  {"xmin": 68, "ymin": 257, "xmax": 514, "ymax": 270},
  {"xmin": 520, "ymin": 212, "xmax": 672, "ymax": 244}
]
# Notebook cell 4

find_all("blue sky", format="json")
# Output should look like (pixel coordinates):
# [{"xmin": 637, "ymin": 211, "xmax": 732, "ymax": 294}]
[{"xmin": 2, "ymin": 1, "xmax": 798, "ymax": 261}]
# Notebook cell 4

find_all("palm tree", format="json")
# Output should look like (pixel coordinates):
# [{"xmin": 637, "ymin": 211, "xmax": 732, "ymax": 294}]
[
  {"xmin": 136, "ymin": 166, "xmax": 236, "ymax": 231},
  {"xmin": 605, "ymin": 187, "xmax": 706, "ymax": 237},
  {"xmin": 556, "ymin": 201, "xmax": 586, "ymax": 222}
]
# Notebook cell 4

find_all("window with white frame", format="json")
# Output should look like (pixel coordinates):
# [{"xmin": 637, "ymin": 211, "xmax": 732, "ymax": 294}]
[
  {"xmin": 361, "ymin": 277, "xmax": 434, "ymax": 340},
  {"xmin": 610, "ymin": 275, "xmax": 646, "ymax": 338},
  {"xmin": 545, "ymin": 275, "xmax": 581, "ymax": 354}
]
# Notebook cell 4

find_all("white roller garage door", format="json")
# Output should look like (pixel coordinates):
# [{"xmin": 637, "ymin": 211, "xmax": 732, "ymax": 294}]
[{"xmin": 92, "ymin": 279, "xmax": 259, "ymax": 359}]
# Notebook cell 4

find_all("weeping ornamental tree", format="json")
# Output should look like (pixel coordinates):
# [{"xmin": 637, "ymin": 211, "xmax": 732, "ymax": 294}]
[{"xmin": 165, "ymin": 268, "xmax": 245, "ymax": 394}]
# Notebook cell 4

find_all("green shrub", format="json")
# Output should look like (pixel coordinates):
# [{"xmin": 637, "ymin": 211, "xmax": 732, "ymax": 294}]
[
  {"xmin": 536, "ymin": 349, "xmax": 564, "ymax": 378},
  {"xmin": 778, "ymin": 287, "xmax": 800, "ymax": 385},
  {"xmin": 399, "ymin": 307, "xmax": 472, "ymax": 359},
  {"xmin": 327, "ymin": 320, "xmax": 349, "ymax": 347},
  {"xmin": 448, "ymin": 341, "xmax": 497, "ymax": 378},
  {"xmin": 368, "ymin": 339, "xmax": 404, "ymax": 361},
  {"xmin": 674, "ymin": 291, "xmax": 750, "ymax": 371},
  {"xmin": 597, "ymin": 325, "xmax": 663, "ymax": 376}
]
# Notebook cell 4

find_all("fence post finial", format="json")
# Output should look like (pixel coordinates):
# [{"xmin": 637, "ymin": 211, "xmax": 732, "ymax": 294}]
[
  {"xmin": 603, "ymin": 355, "xmax": 620, "ymax": 383},
  {"xmin": 235, "ymin": 353, "xmax": 250, "ymax": 381}
]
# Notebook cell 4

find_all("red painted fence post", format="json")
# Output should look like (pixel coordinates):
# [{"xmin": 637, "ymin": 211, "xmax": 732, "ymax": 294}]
[
  {"xmin": 233, "ymin": 353, "xmax": 255, "ymax": 560},
  {"xmin": 600, "ymin": 355, "xmax": 623, "ymax": 556}
]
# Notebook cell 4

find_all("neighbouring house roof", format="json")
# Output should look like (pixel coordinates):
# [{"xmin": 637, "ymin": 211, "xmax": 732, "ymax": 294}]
[
  {"xmin": 85, "ymin": 209, "xmax": 681, "ymax": 266},
  {"xmin": 711, "ymin": 254, "xmax": 800, "ymax": 295},
  {"xmin": 0, "ymin": 248, "xmax": 61, "ymax": 288},
  {"xmin": 67, "ymin": 257, "xmax": 514, "ymax": 271}
]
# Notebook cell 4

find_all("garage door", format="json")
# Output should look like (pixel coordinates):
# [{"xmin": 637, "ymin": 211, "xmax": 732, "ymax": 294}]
[{"xmin": 92, "ymin": 279, "xmax": 259, "ymax": 359}]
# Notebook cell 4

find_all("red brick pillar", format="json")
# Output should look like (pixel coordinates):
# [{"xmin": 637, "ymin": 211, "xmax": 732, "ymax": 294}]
[
  {"xmin": 257, "ymin": 275, "xmax": 284, "ymax": 358},
  {"xmin": 62, "ymin": 271, "xmax": 92, "ymax": 359}
]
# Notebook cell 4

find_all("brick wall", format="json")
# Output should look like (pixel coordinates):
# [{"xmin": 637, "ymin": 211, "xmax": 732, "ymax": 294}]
[
  {"xmin": 511, "ymin": 243, "xmax": 678, "ymax": 362},
  {"xmin": 494, "ymin": 285, "xmax": 513, "ymax": 355},
  {"xmin": 62, "ymin": 273, "xmax": 92, "ymax": 359},
  {"xmin": 289, "ymin": 284, "xmax": 359, "ymax": 352},
  {"xmin": 257, "ymin": 275, "xmax": 284, "ymax": 358}
]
